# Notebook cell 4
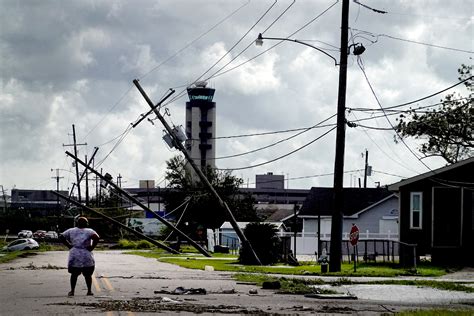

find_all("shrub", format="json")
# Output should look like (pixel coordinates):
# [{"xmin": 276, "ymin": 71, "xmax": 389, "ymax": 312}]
[
  {"xmin": 238, "ymin": 222, "xmax": 281, "ymax": 265},
  {"xmin": 136, "ymin": 240, "xmax": 153, "ymax": 249}
]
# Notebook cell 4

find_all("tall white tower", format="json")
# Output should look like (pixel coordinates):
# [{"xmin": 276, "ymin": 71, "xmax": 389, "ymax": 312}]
[{"xmin": 185, "ymin": 81, "xmax": 216, "ymax": 175}]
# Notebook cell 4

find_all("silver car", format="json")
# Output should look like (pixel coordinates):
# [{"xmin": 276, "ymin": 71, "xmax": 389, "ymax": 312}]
[
  {"xmin": 2, "ymin": 238, "xmax": 39, "ymax": 251},
  {"xmin": 17, "ymin": 230, "xmax": 33, "ymax": 238}
]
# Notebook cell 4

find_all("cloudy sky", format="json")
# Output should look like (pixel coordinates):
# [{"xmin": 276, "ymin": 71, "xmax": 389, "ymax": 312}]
[{"xmin": 1, "ymin": 0, "xmax": 472, "ymax": 195}]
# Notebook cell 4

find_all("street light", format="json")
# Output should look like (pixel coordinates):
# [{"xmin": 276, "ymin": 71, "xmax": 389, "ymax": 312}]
[
  {"xmin": 255, "ymin": 33, "xmax": 338, "ymax": 66},
  {"xmin": 255, "ymin": 0, "xmax": 360, "ymax": 272}
]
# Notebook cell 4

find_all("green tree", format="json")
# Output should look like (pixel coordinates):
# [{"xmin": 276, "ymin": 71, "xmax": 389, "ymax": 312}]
[
  {"xmin": 239, "ymin": 222, "xmax": 281, "ymax": 265},
  {"xmin": 162, "ymin": 156, "xmax": 258, "ymax": 233},
  {"xmin": 396, "ymin": 64, "xmax": 473, "ymax": 164}
]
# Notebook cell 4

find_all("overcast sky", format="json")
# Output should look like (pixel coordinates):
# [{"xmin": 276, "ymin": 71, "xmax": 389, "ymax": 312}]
[{"xmin": 0, "ymin": 0, "xmax": 472, "ymax": 195}]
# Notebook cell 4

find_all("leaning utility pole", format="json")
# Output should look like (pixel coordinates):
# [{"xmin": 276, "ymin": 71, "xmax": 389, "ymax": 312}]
[
  {"xmin": 65, "ymin": 151, "xmax": 212, "ymax": 257},
  {"xmin": 52, "ymin": 190, "xmax": 180, "ymax": 254},
  {"xmin": 63, "ymin": 124, "xmax": 87, "ymax": 204},
  {"xmin": 329, "ymin": 0, "xmax": 349, "ymax": 272},
  {"xmin": 133, "ymin": 80, "xmax": 262, "ymax": 265}
]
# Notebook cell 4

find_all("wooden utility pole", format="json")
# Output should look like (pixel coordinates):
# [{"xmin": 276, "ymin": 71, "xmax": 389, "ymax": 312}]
[
  {"xmin": 64, "ymin": 152, "xmax": 212, "ymax": 257},
  {"xmin": 63, "ymin": 124, "xmax": 87, "ymax": 203},
  {"xmin": 363, "ymin": 149, "xmax": 369, "ymax": 188},
  {"xmin": 133, "ymin": 80, "xmax": 262, "ymax": 265},
  {"xmin": 51, "ymin": 168, "xmax": 64, "ymax": 208},
  {"xmin": 85, "ymin": 155, "xmax": 89, "ymax": 206},
  {"xmin": 329, "ymin": 0, "xmax": 350, "ymax": 272}
]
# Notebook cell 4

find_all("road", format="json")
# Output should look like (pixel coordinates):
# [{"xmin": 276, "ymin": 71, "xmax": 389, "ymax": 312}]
[{"xmin": 0, "ymin": 250, "xmax": 473, "ymax": 315}]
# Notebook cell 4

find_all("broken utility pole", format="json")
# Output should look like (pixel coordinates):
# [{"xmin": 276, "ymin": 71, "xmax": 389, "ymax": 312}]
[
  {"xmin": 65, "ymin": 151, "xmax": 211, "ymax": 257},
  {"xmin": 51, "ymin": 190, "xmax": 179, "ymax": 254},
  {"xmin": 133, "ymin": 79, "xmax": 262, "ymax": 265}
]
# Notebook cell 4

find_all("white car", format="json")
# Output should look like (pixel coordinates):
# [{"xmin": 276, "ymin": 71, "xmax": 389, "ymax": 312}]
[
  {"xmin": 17, "ymin": 230, "xmax": 33, "ymax": 238},
  {"xmin": 2, "ymin": 238, "xmax": 39, "ymax": 251},
  {"xmin": 45, "ymin": 231, "xmax": 58, "ymax": 240}
]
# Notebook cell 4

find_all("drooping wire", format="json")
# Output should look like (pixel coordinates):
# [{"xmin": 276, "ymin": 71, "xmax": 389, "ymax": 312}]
[
  {"xmin": 192, "ymin": 114, "xmax": 337, "ymax": 160},
  {"xmin": 202, "ymin": 0, "xmax": 297, "ymax": 82},
  {"xmin": 349, "ymin": 28, "xmax": 474, "ymax": 54},
  {"xmin": 207, "ymin": 0, "xmax": 340, "ymax": 81},
  {"xmin": 161, "ymin": 1, "xmax": 281, "ymax": 107},
  {"xmin": 348, "ymin": 111, "xmax": 420, "ymax": 173},
  {"xmin": 348, "ymin": 97, "xmax": 470, "ymax": 113},
  {"xmin": 82, "ymin": 85, "xmax": 134, "ymax": 141},
  {"xmin": 217, "ymin": 126, "xmax": 336, "ymax": 171},
  {"xmin": 356, "ymin": 56, "xmax": 433, "ymax": 171}
]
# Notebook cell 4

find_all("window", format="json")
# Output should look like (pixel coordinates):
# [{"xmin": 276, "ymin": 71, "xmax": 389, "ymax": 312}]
[{"xmin": 410, "ymin": 192, "xmax": 422, "ymax": 229}]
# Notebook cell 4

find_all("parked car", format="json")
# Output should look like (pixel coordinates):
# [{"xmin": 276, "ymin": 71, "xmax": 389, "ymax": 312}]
[
  {"xmin": 17, "ymin": 230, "xmax": 33, "ymax": 238},
  {"xmin": 45, "ymin": 231, "xmax": 58, "ymax": 240},
  {"xmin": 33, "ymin": 230, "xmax": 47, "ymax": 239},
  {"xmin": 2, "ymin": 238, "xmax": 39, "ymax": 251}
]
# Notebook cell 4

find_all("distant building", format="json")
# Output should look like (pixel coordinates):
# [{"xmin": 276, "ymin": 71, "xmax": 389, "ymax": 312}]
[
  {"xmin": 256, "ymin": 172, "xmax": 284, "ymax": 190},
  {"xmin": 10, "ymin": 189, "xmax": 68, "ymax": 216}
]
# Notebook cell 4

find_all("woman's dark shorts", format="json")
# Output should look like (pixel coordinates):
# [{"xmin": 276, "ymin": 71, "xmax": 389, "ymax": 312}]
[{"xmin": 68, "ymin": 266, "xmax": 95, "ymax": 276}]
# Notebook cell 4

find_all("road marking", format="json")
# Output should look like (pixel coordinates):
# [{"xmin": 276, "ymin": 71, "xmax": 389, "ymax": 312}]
[
  {"xmin": 126, "ymin": 312, "xmax": 135, "ymax": 316},
  {"xmin": 105, "ymin": 311, "xmax": 114, "ymax": 316},
  {"xmin": 92, "ymin": 274, "xmax": 102, "ymax": 293},
  {"xmin": 101, "ymin": 276, "xmax": 114, "ymax": 292}
]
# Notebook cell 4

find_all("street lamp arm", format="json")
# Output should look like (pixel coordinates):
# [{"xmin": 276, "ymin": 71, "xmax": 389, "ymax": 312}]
[{"xmin": 256, "ymin": 33, "xmax": 338, "ymax": 66}]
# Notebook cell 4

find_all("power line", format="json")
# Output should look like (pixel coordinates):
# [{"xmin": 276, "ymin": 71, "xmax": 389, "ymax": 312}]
[
  {"xmin": 347, "ymin": 75, "xmax": 472, "ymax": 111},
  {"xmin": 205, "ymin": 0, "xmax": 340, "ymax": 81},
  {"xmin": 202, "ymin": 0, "xmax": 296, "ymax": 82},
  {"xmin": 350, "ymin": 27, "xmax": 474, "ymax": 54},
  {"xmin": 348, "ymin": 111, "xmax": 420, "ymax": 173},
  {"xmin": 193, "ymin": 114, "xmax": 337, "ymax": 160},
  {"xmin": 217, "ymin": 126, "xmax": 336, "ymax": 171},
  {"xmin": 357, "ymin": 56, "xmax": 433, "ymax": 171},
  {"xmin": 139, "ymin": 0, "xmax": 251, "ymax": 80}
]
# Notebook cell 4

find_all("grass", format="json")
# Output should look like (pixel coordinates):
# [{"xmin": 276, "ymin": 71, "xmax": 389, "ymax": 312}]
[
  {"xmin": 127, "ymin": 251, "xmax": 474, "ymax": 294},
  {"xmin": 395, "ymin": 309, "xmax": 474, "ymax": 315},
  {"xmin": 128, "ymin": 250, "xmax": 446, "ymax": 277},
  {"xmin": 234, "ymin": 273, "xmax": 335, "ymax": 295}
]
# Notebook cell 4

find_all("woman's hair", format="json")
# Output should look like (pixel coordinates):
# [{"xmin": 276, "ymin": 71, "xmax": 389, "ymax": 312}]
[{"xmin": 76, "ymin": 217, "xmax": 89, "ymax": 228}]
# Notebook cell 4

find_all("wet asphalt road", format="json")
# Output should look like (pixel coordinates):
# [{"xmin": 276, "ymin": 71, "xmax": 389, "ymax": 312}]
[{"xmin": 0, "ymin": 250, "xmax": 473, "ymax": 315}]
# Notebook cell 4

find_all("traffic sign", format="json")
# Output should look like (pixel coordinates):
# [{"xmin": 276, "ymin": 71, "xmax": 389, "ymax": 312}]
[{"xmin": 349, "ymin": 224, "xmax": 359, "ymax": 246}]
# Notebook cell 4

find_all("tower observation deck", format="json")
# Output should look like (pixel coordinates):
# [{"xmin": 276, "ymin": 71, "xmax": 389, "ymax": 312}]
[{"xmin": 185, "ymin": 81, "xmax": 216, "ymax": 175}]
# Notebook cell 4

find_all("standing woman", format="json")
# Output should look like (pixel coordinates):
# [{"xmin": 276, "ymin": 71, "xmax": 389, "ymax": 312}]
[{"xmin": 59, "ymin": 217, "xmax": 100, "ymax": 296}]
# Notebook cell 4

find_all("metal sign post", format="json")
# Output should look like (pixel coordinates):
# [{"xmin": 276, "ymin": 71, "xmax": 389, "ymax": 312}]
[{"xmin": 349, "ymin": 224, "xmax": 359, "ymax": 272}]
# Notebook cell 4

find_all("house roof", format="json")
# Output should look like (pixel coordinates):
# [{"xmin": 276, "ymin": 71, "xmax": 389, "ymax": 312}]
[
  {"xmin": 264, "ymin": 209, "xmax": 296, "ymax": 222},
  {"xmin": 388, "ymin": 156, "xmax": 474, "ymax": 191},
  {"xmin": 299, "ymin": 187, "xmax": 392, "ymax": 217},
  {"xmin": 347, "ymin": 193, "xmax": 398, "ymax": 218},
  {"xmin": 220, "ymin": 221, "xmax": 285, "ymax": 230}
]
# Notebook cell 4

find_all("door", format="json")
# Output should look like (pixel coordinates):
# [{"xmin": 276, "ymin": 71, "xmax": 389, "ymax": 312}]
[{"xmin": 432, "ymin": 187, "xmax": 462, "ymax": 248}]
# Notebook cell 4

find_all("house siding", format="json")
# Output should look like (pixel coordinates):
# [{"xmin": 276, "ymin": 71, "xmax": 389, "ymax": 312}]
[
  {"xmin": 343, "ymin": 196, "xmax": 399, "ymax": 235},
  {"xmin": 393, "ymin": 159, "xmax": 474, "ymax": 266}
]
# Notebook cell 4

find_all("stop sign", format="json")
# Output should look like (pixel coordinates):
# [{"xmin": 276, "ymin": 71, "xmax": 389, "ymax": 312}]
[{"xmin": 349, "ymin": 224, "xmax": 359, "ymax": 246}]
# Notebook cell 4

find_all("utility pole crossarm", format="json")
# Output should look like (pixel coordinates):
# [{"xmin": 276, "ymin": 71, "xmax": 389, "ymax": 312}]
[{"xmin": 133, "ymin": 79, "xmax": 262, "ymax": 265}]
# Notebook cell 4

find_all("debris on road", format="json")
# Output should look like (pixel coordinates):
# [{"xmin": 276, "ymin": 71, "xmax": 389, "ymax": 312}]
[{"xmin": 154, "ymin": 286, "xmax": 207, "ymax": 295}]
